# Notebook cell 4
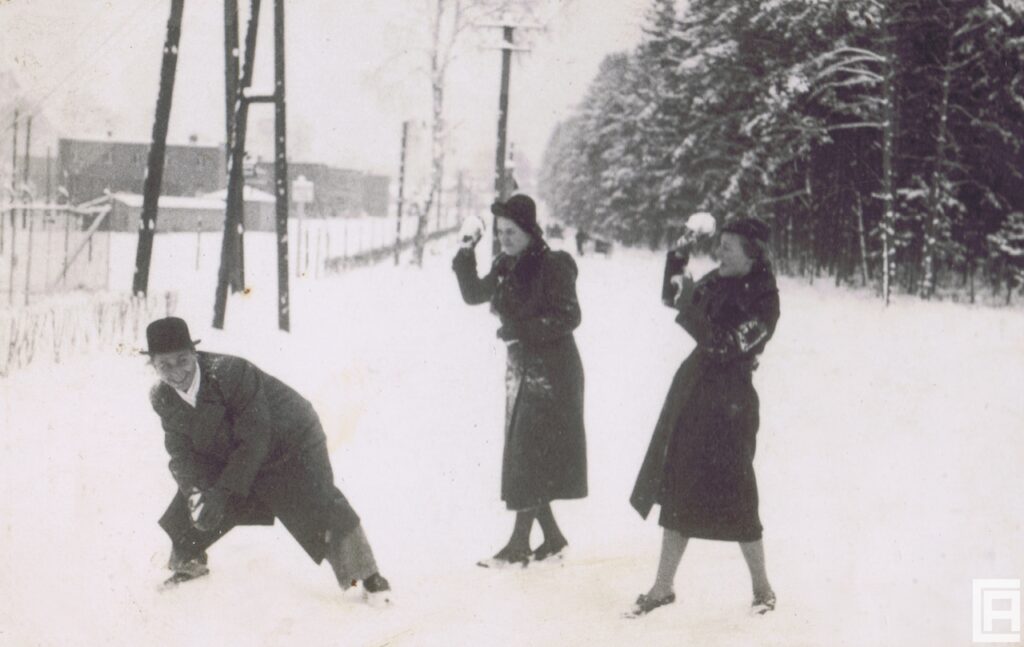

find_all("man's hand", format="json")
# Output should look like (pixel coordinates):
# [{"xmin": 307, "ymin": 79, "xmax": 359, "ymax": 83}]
[{"xmin": 193, "ymin": 488, "xmax": 229, "ymax": 532}]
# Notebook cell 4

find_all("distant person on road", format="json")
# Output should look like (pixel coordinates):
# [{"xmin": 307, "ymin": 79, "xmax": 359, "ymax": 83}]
[
  {"xmin": 143, "ymin": 316, "xmax": 391, "ymax": 602},
  {"xmin": 627, "ymin": 217, "xmax": 780, "ymax": 618},
  {"xmin": 453, "ymin": 194, "xmax": 588, "ymax": 567},
  {"xmin": 575, "ymin": 228, "xmax": 588, "ymax": 256}
]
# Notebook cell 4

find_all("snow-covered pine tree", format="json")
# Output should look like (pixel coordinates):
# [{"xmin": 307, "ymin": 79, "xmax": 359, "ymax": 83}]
[{"xmin": 988, "ymin": 211, "xmax": 1024, "ymax": 303}]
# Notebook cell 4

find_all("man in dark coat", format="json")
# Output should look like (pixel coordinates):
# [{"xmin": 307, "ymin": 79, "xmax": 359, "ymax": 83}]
[{"xmin": 144, "ymin": 316, "xmax": 390, "ymax": 600}]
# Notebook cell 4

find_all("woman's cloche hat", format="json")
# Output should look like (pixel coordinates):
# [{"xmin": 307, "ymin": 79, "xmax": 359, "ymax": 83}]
[{"xmin": 491, "ymin": 194, "xmax": 544, "ymax": 240}]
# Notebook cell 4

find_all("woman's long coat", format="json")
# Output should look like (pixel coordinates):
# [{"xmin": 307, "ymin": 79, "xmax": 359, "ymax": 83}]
[
  {"xmin": 150, "ymin": 352, "xmax": 359, "ymax": 562},
  {"xmin": 453, "ymin": 243, "xmax": 588, "ymax": 510},
  {"xmin": 630, "ymin": 261, "xmax": 779, "ymax": 542}
]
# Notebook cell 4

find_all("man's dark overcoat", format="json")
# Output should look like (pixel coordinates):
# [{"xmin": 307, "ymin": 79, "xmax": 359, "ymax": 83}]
[{"xmin": 151, "ymin": 352, "xmax": 358, "ymax": 562}]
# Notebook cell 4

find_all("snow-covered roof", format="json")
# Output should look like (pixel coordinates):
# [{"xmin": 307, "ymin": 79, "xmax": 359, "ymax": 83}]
[
  {"xmin": 109, "ymin": 192, "xmax": 225, "ymax": 210},
  {"xmin": 201, "ymin": 186, "xmax": 277, "ymax": 203},
  {"xmin": 63, "ymin": 135, "xmax": 223, "ymax": 149}
]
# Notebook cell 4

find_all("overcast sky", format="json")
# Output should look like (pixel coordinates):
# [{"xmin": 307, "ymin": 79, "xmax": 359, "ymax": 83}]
[{"xmin": 1, "ymin": 0, "xmax": 648, "ymax": 185}]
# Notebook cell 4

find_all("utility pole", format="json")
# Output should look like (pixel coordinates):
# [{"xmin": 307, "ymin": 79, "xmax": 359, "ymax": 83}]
[
  {"xmin": 492, "ymin": 25, "xmax": 512, "ymax": 257},
  {"xmin": 213, "ymin": 0, "xmax": 290, "ymax": 331},
  {"xmin": 10, "ymin": 109, "xmax": 18, "ymax": 194},
  {"xmin": 45, "ymin": 147, "xmax": 52, "ymax": 204},
  {"xmin": 22, "ymin": 116, "xmax": 31, "ymax": 197},
  {"xmin": 6, "ymin": 109, "xmax": 18, "ymax": 291},
  {"xmin": 22, "ymin": 117, "xmax": 33, "ymax": 304},
  {"xmin": 224, "ymin": 0, "xmax": 239, "ymax": 150},
  {"xmin": 223, "ymin": 0, "xmax": 244, "ymax": 290},
  {"xmin": 3, "ymin": 109, "xmax": 16, "ymax": 256},
  {"xmin": 479, "ymin": 16, "xmax": 533, "ymax": 256},
  {"xmin": 214, "ymin": 0, "xmax": 263, "ymax": 329},
  {"xmin": 273, "ymin": 0, "xmax": 290, "ymax": 331},
  {"xmin": 132, "ymin": 0, "xmax": 185, "ymax": 297},
  {"xmin": 394, "ymin": 120, "xmax": 409, "ymax": 266}
]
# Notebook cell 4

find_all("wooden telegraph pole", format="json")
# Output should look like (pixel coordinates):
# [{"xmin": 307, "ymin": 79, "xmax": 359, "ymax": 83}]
[
  {"xmin": 10, "ymin": 109, "xmax": 17, "ymax": 194},
  {"xmin": 223, "ymin": 0, "xmax": 244, "ymax": 289},
  {"xmin": 214, "ymin": 0, "xmax": 263, "ymax": 329},
  {"xmin": 479, "ymin": 16, "xmax": 533, "ymax": 257},
  {"xmin": 214, "ymin": 0, "xmax": 290, "ymax": 331},
  {"xmin": 273, "ymin": 0, "xmax": 291, "ymax": 331},
  {"xmin": 22, "ymin": 117, "xmax": 33, "ymax": 304},
  {"xmin": 132, "ymin": 0, "xmax": 185, "ymax": 297}
]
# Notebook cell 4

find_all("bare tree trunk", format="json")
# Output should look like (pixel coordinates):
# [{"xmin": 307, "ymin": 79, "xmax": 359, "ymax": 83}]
[
  {"xmin": 786, "ymin": 212, "xmax": 794, "ymax": 274},
  {"xmin": 921, "ymin": 56, "xmax": 952, "ymax": 300},
  {"xmin": 803, "ymin": 161, "xmax": 814, "ymax": 283},
  {"xmin": 880, "ymin": 42, "xmax": 897, "ymax": 305},
  {"xmin": 412, "ymin": 0, "xmax": 449, "ymax": 267},
  {"xmin": 855, "ymin": 192, "xmax": 869, "ymax": 286},
  {"xmin": 968, "ymin": 257, "xmax": 975, "ymax": 304}
]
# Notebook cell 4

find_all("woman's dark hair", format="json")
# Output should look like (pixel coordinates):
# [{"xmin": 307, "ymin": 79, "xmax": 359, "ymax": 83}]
[{"xmin": 738, "ymin": 236, "xmax": 771, "ymax": 265}]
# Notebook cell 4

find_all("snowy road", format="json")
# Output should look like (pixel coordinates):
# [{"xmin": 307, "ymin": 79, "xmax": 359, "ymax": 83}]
[{"xmin": 1, "ymin": 236, "xmax": 1022, "ymax": 646}]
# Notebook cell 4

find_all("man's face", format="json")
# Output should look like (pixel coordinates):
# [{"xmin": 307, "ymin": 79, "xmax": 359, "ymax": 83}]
[{"xmin": 151, "ymin": 349, "xmax": 198, "ymax": 391}]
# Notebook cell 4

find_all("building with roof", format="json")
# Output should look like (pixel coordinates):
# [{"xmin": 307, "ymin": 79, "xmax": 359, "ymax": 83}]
[
  {"xmin": 250, "ymin": 161, "xmax": 389, "ymax": 218},
  {"xmin": 58, "ymin": 137, "xmax": 225, "ymax": 205},
  {"xmin": 98, "ymin": 185, "xmax": 276, "ymax": 233}
]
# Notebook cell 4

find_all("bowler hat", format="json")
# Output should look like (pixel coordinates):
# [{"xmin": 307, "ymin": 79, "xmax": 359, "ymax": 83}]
[
  {"xmin": 144, "ymin": 317, "xmax": 200, "ymax": 355},
  {"xmin": 491, "ymin": 194, "xmax": 543, "ymax": 240},
  {"xmin": 720, "ymin": 217, "xmax": 772, "ymax": 244}
]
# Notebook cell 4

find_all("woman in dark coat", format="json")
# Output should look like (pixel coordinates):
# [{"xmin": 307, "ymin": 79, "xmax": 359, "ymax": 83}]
[
  {"xmin": 452, "ymin": 194, "xmax": 587, "ymax": 567},
  {"xmin": 627, "ymin": 217, "xmax": 780, "ymax": 617}
]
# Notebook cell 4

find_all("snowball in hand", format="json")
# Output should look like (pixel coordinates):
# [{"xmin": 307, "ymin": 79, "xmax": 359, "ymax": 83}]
[
  {"xmin": 458, "ymin": 215, "xmax": 485, "ymax": 245},
  {"xmin": 685, "ymin": 212, "xmax": 717, "ymax": 236},
  {"xmin": 673, "ymin": 212, "xmax": 718, "ymax": 250}
]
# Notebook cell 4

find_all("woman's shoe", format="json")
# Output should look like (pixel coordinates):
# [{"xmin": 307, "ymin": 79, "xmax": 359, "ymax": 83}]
[
  {"xmin": 750, "ymin": 591, "xmax": 776, "ymax": 615},
  {"xmin": 476, "ymin": 547, "xmax": 531, "ymax": 569},
  {"xmin": 531, "ymin": 539, "xmax": 568, "ymax": 563},
  {"xmin": 623, "ymin": 592, "xmax": 676, "ymax": 618}
]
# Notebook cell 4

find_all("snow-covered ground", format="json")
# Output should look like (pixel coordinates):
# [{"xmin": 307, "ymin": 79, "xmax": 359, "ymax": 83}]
[{"xmin": 1, "ymin": 231, "xmax": 1022, "ymax": 646}]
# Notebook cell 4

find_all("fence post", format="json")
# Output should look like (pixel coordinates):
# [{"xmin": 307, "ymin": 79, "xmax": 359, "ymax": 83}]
[
  {"xmin": 44, "ymin": 208, "xmax": 53, "ymax": 288},
  {"xmin": 23, "ymin": 210, "xmax": 34, "ymax": 305},
  {"xmin": 314, "ymin": 227, "xmax": 322, "ymax": 278},
  {"xmin": 7, "ymin": 207, "xmax": 17, "ymax": 305}
]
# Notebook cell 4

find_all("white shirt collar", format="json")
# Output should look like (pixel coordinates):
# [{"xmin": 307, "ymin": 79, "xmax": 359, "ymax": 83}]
[{"xmin": 174, "ymin": 362, "xmax": 201, "ymax": 408}]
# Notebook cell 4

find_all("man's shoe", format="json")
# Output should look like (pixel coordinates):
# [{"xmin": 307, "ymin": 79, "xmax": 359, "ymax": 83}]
[{"xmin": 362, "ymin": 573, "xmax": 392, "ymax": 607}]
